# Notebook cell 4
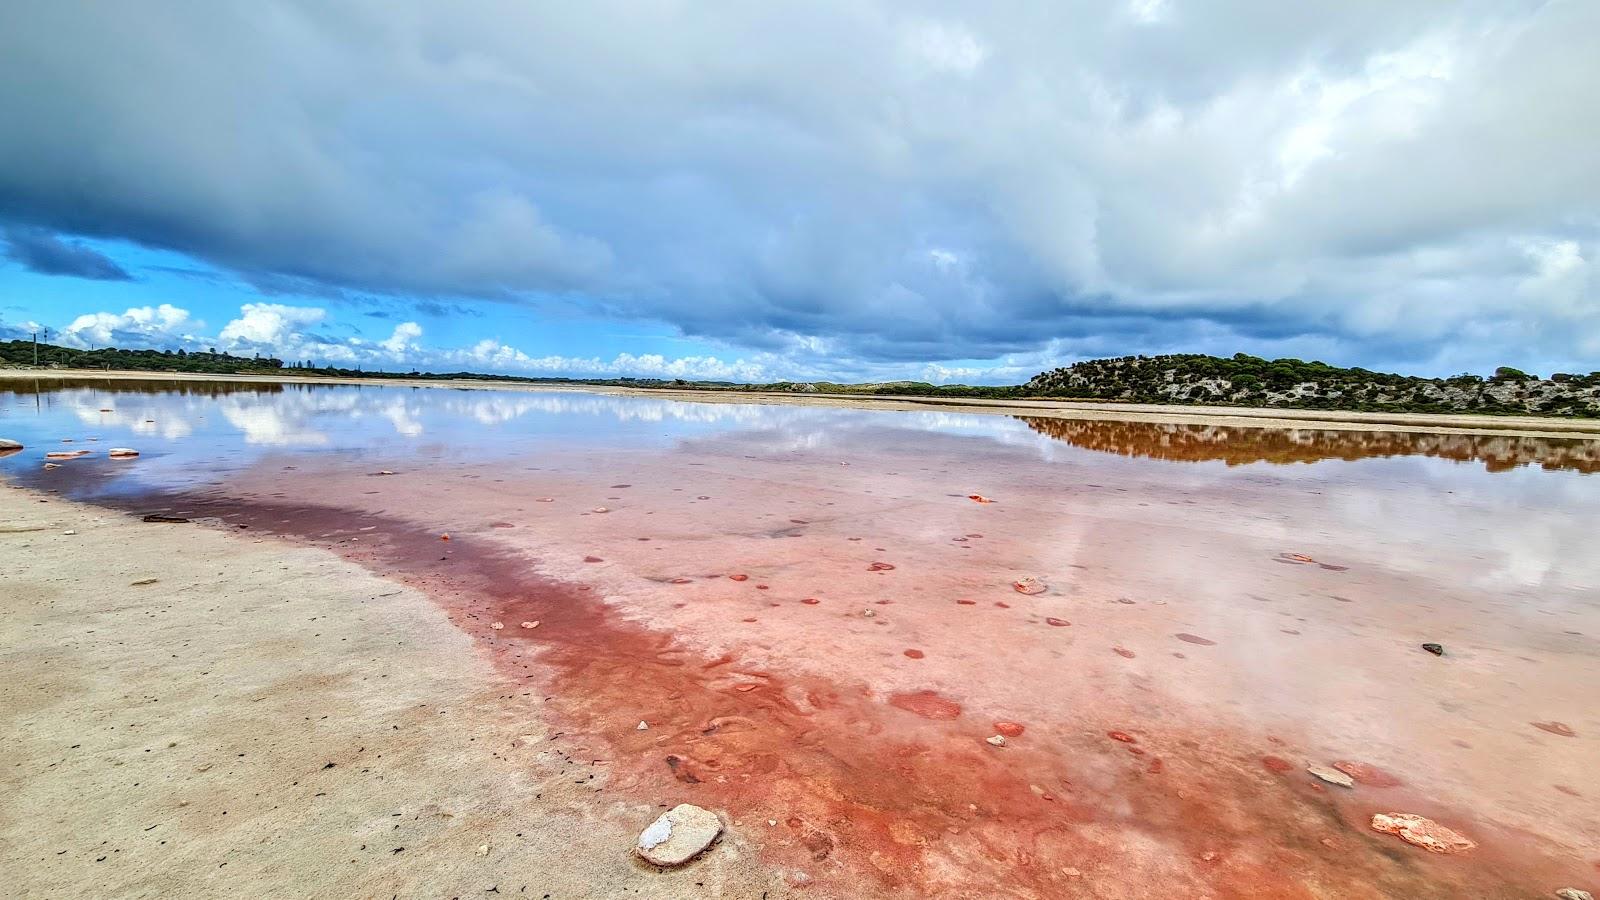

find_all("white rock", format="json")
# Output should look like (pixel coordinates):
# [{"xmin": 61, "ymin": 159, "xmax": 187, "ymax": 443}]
[
  {"xmin": 520, "ymin": 621, "xmax": 540, "ymax": 629},
  {"xmin": 0, "ymin": 438, "xmax": 22, "ymax": 450},
  {"xmin": 636, "ymin": 803, "xmax": 722, "ymax": 866},
  {"xmin": 985, "ymin": 735, "xmax": 1007, "ymax": 747},
  {"xmin": 1307, "ymin": 765, "xmax": 1354, "ymax": 788},
  {"xmin": 637, "ymin": 721, "xmax": 649, "ymax": 731},
  {"xmin": 62, "ymin": 530, "xmax": 77, "ymax": 536},
  {"xmin": 1556, "ymin": 890, "xmax": 1593, "ymax": 900},
  {"xmin": 107, "ymin": 448, "xmax": 140, "ymax": 459}
]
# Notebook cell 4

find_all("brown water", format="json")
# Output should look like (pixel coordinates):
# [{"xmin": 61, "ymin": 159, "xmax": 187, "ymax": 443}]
[{"xmin": 3, "ymin": 378, "xmax": 1597, "ymax": 897}]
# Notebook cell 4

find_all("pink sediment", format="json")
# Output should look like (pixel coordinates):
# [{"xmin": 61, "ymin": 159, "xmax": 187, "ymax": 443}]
[{"xmin": 43, "ymin": 435, "xmax": 1599, "ymax": 897}]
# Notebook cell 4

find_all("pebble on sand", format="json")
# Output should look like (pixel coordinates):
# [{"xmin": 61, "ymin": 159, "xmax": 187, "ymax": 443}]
[
  {"xmin": 1012, "ymin": 577, "xmax": 1047, "ymax": 595},
  {"xmin": 1555, "ymin": 889, "xmax": 1593, "ymax": 900},
  {"xmin": 636, "ymin": 803, "xmax": 723, "ymax": 867},
  {"xmin": 985, "ymin": 735, "xmax": 1007, "ymax": 747},
  {"xmin": 520, "ymin": 621, "xmax": 540, "ymax": 629},
  {"xmin": 1369, "ymin": 813, "xmax": 1475, "ymax": 854},
  {"xmin": 490, "ymin": 622, "xmax": 504, "ymax": 630}
]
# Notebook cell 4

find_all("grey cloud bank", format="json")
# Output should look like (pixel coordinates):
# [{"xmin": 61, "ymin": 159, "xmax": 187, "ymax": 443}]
[{"xmin": 1, "ymin": 0, "xmax": 1597, "ymax": 378}]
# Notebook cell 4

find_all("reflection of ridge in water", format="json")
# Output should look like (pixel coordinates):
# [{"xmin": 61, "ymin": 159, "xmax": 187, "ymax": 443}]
[{"xmin": 1016, "ymin": 416, "xmax": 1600, "ymax": 475}]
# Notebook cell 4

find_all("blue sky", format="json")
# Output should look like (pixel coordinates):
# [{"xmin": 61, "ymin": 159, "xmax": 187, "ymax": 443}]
[{"xmin": 2, "ymin": 2, "xmax": 1598, "ymax": 383}]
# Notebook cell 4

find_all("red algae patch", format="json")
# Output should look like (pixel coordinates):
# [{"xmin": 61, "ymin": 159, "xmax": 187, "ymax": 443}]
[
  {"xmin": 1175, "ymin": 632, "xmax": 1217, "ymax": 645},
  {"xmin": 801, "ymin": 597, "xmax": 820, "ymax": 605},
  {"xmin": 1332, "ymin": 760, "xmax": 1404, "ymax": 787},
  {"xmin": 889, "ymin": 690, "xmax": 963, "ymax": 720},
  {"xmin": 728, "ymin": 574, "xmax": 749, "ymax": 582},
  {"xmin": 956, "ymin": 598, "xmax": 977, "ymax": 605},
  {"xmin": 994, "ymin": 721, "xmax": 1025, "ymax": 737},
  {"xmin": 867, "ymin": 561, "xmax": 896, "ymax": 571},
  {"xmin": 1261, "ymin": 755, "xmax": 1294, "ymax": 774},
  {"xmin": 1108, "ymin": 730, "xmax": 1137, "ymax": 743},
  {"xmin": 1531, "ymin": 721, "xmax": 1577, "ymax": 737},
  {"xmin": 903, "ymin": 649, "xmax": 925, "ymax": 659}
]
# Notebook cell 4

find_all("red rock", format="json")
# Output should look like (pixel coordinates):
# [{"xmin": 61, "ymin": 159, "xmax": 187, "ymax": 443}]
[
  {"xmin": 967, "ymin": 494, "xmax": 995, "ymax": 503},
  {"xmin": 1107, "ymin": 730, "xmax": 1136, "ymax": 743},
  {"xmin": 1175, "ymin": 633, "xmax": 1216, "ymax": 645},
  {"xmin": 1045, "ymin": 617, "xmax": 1070, "ymax": 627},
  {"xmin": 801, "ymin": 597, "xmax": 820, "ymax": 605},
  {"xmin": 868, "ymin": 562, "xmax": 896, "ymax": 571},
  {"xmin": 1331, "ymin": 761, "xmax": 1404, "ymax": 787},
  {"xmin": 583, "ymin": 555, "xmax": 604, "ymax": 563},
  {"xmin": 903, "ymin": 649, "xmax": 925, "ymax": 659},
  {"xmin": 994, "ymin": 722, "xmax": 1025, "ymax": 737},
  {"xmin": 729, "ymin": 574, "xmax": 749, "ymax": 582},
  {"xmin": 1012, "ymin": 577, "xmax": 1046, "ymax": 595},
  {"xmin": 956, "ymin": 599, "xmax": 977, "ymax": 605},
  {"xmin": 1114, "ymin": 647, "xmax": 1136, "ymax": 658}
]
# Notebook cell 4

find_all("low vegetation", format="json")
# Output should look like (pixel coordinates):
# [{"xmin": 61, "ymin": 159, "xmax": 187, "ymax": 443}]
[{"xmin": 6, "ymin": 339, "xmax": 1596, "ymax": 417}]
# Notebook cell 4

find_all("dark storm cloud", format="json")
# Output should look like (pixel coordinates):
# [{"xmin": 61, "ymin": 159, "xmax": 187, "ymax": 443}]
[
  {"xmin": 1, "ymin": 0, "xmax": 1596, "ymax": 375},
  {"xmin": 1, "ymin": 225, "xmax": 132, "ymax": 281}
]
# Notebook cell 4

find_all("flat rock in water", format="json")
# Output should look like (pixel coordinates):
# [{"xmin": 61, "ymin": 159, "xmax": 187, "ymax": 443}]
[
  {"xmin": 1307, "ymin": 765, "xmax": 1354, "ymax": 788},
  {"xmin": 1369, "ymin": 813, "xmax": 1475, "ymax": 854},
  {"xmin": 636, "ymin": 803, "xmax": 722, "ymax": 866},
  {"xmin": 0, "ymin": 438, "xmax": 22, "ymax": 452}
]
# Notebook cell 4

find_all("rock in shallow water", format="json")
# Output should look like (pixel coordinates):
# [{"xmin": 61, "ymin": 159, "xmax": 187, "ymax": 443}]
[
  {"xmin": 636, "ymin": 803, "xmax": 722, "ymax": 867},
  {"xmin": 1306, "ymin": 765, "xmax": 1354, "ymax": 788},
  {"xmin": 1369, "ymin": 813, "xmax": 1475, "ymax": 854}
]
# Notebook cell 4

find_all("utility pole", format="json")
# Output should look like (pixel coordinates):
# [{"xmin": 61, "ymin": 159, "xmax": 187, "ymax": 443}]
[{"xmin": 32, "ymin": 330, "xmax": 41, "ymax": 365}]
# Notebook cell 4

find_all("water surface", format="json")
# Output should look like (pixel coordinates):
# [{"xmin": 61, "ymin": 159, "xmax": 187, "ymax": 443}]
[{"xmin": 4, "ymin": 378, "xmax": 1597, "ymax": 896}]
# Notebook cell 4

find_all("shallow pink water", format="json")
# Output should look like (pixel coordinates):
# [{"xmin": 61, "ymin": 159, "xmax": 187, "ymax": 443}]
[{"xmin": 5, "ymin": 381, "xmax": 1598, "ymax": 896}]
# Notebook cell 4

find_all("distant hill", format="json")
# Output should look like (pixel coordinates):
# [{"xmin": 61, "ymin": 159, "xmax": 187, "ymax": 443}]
[{"xmin": 1026, "ymin": 354, "xmax": 1600, "ymax": 417}]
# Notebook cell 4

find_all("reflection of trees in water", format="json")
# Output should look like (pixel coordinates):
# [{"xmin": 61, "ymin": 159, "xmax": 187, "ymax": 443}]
[
  {"xmin": 1017, "ymin": 416, "xmax": 1600, "ymax": 475},
  {"xmin": 2, "ymin": 378, "xmax": 284, "ymax": 397}
]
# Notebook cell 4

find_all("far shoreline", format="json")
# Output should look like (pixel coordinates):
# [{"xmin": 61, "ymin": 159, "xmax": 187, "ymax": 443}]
[{"xmin": 4, "ymin": 366, "xmax": 1600, "ymax": 440}]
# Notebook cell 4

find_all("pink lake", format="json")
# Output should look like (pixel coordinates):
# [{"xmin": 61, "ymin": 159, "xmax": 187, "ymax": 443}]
[{"xmin": 4, "ymin": 378, "xmax": 1597, "ymax": 897}]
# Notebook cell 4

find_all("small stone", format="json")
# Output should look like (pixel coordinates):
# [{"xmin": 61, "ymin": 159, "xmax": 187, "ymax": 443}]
[
  {"xmin": 62, "ymin": 530, "xmax": 77, "ymax": 536},
  {"xmin": 985, "ymin": 735, "xmax": 1007, "ymax": 747},
  {"xmin": 520, "ymin": 621, "xmax": 539, "ymax": 629},
  {"xmin": 1012, "ymin": 577, "xmax": 1047, "ymax": 595},
  {"xmin": 1369, "ymin": 813, "xmax": 1475, "ymax": 854},
  {"xmin": 636, "ymin": 803, "xmax": 722, "ymax": 867},
  {"xmin": 1421, "ymin": 642, "xmax": 1444, "ymax": 656},
  {"xmin": 0, "ymin": 438, "xmax": 23, "ymax": 450},
  {"xmin": 637, "ymin": 721, "xmax": 649, "ymax": 731},
  {"xmin": 1555, "ymin": 889, "xmax": 1593, "ymax": 900},
  {"xmin": 862, "ymin": 609, "xmax": 875, "ymax": 618},
  {"xmin": 1061, "ymin": 867, "xmax": 1082, "ymax": 878},
  {"xmin": 476, "ymin": 844, "xmax": 490, "ymax": 856},
  {"xmin": 107, "ymin": 448, "xmax": 140, "ymax": 459},
  {"xmin": 767, "ymin": 820, "xmax": 777, "ymax": 827},
  {"xmin": 1307, "ymin": 765, "xmax": 1354, "ymax": 788},
  {"xmin": 490, "ymin": 622, "xmax": 504, "ymax": 630}
]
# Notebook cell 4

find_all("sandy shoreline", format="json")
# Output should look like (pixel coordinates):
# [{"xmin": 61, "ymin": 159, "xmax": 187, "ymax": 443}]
[
  {"xmin": 5, "ymin": 366, "xmax": 1599, "ymax": 439},
  {"xmin": 0, "ymin": 484, "xmax": 778, "ymax": 898}
]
